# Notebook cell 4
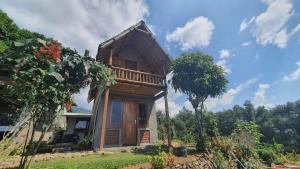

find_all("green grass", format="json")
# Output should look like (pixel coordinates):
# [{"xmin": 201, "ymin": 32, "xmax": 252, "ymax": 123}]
[
  {"xmin": 285, "ymin": 153, "xmax": 300, "ymax": 165},
  {"xmin": 31, "ymin": 153, "xmax": 148, "ymax": 169}
]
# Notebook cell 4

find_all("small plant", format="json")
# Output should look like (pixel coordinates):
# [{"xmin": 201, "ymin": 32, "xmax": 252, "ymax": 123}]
[
  {"xmin": 147, "ymin": 145, "xmax": 166, "ymax": 169},
  {"xmin": 256, "ymin": 143, "xmax": 284, "ymax": 165},
  {"xmin": 212, "ymin": 149, "xmax": 230, "ymax": 169},
  {"xmin": 78, "ymin": 135, "xmax": 92, "ymax": 150}
]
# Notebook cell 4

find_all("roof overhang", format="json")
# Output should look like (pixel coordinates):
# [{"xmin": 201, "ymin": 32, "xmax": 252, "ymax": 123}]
[
  {"xmin": 0, "ymin": 126, "xmax": 13, "ymax": 132},
  {"xmin": 62, "ymin": 113, "xmax": 91, "ymax": 118},
  {"xmin": 96, "ymin": 21, "xmax": 172, "ymax": 75}
]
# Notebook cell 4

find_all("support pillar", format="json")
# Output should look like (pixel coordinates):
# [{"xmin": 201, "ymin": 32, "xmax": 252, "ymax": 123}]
[
  {"xmin": 99, "ymin": 88, "xmax": 109, "ymax": 151},
  {"xmin": 164, "ymin": 90, "xmax": 172, "ymax": 148}
]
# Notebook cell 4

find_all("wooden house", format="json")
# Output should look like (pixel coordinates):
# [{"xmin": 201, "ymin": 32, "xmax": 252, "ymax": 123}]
[{"xmin": 88, "ymin": 21, "xmax": 172, "ymax": 151}]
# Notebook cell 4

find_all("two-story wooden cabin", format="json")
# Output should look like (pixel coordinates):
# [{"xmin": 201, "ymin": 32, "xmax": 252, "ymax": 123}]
[{"xmin": 88, "ymin": 21, "xmax": 172, "ymax": 151}]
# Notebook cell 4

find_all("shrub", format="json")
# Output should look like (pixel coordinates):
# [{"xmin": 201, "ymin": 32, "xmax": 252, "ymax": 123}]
[
  {"xmin": 78, "ymin": 135, "xmax": 92, "ymax": 150},
  {"xmin": 256, "ymin": 143, "xmax": 283, "ymax": 165},
  {"xmin": 147, "ymin": 145, "xmax": 166, "ymax": 169},
  {"xmin": 212, "ymin": 149, "xmax": 231, "ymax": 169},
  {"xmin": 232, "ymin": 121, "xmax": 263, "ymax": 148}
]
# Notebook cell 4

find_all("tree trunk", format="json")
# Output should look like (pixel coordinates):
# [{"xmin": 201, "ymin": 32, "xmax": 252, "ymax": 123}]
[
  {"xmin": 164, "ymin": 94, "xmax": 172, "ymax": 149},
  {"xmin": 193, "ymin": 100, "xmax": 205, "ymax": 138}
]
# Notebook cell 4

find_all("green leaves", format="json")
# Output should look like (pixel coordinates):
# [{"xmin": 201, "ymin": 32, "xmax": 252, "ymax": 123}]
[
  {"xmin": 171, "ymin": 51, "xmax": 228, "ymax": 104},
  {"xmin": 171, "ymin": 51, "xmax": 228, "ymax": 139},
  {"xmin": 13, "ymin": 41, "xmax": 24, "ymax": 47},
  {"xmin": 48, "ymin": 72, "xmax": 64, "ymax": 82}
]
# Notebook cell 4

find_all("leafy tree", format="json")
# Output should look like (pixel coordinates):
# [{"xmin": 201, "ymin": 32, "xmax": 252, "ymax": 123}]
[
  {"xmin": 171, "ymin": 108, "xmax": 197, "ymax": 143},
  {"xmin": 0, "ymin": 38, "xmax": 114, "ymax": 168},
  {"xmin": 0, "ymin": 10, "xmax": 48, "ymax": 126},
  {"xmin": 157, "ymin": 111, "xmax": 168, "ymax": 141},
  {"xmin": 0, "ymin": 10, "xmax": 46, "ymax": 54},
  {"xmin": 170, "ymin": 51, "xmax": 228, "ymax": 139},
  {"xmin": 232, "ymin": 121, "xmax": 263, "ymax": 147},
  {"xmin": 215, "ymin": 100, "xmax": 300, "ymax": 153}
]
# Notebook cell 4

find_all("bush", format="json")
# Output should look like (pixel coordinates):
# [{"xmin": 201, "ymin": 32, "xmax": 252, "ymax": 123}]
[
  {"xmin": 256, "ymin": 143, "xmax": 283, "ymax": 165},
  {"xmin": 147, "ymin": 145, "xmax": 166, "ymax": 169},
  {"xmin": 78, "ymin": 135, "xmax": 92, "ymax": 150},
  {"xmin": 212, "ymin": 149, "xmax": 231, "ymax": 169}
]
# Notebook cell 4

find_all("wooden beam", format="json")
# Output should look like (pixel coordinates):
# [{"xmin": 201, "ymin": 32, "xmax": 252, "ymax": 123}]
[
  {"xmin": 164, "ymin": 89, "xmax": 172, "ymax": 149},
  {"xmin": 108, "ymin": 48, "xmax": 113, "ymax": 66},
  {"xmin": 115, "ymin": 78, "xmax": 164, "ymax": 88},
  {"xmin": 99, "ymin": 88, "xmax": 110, "ymax": 151},
  {"xmin": 153, "ymin": 91, "xmax": 166, "ymax": 101}
]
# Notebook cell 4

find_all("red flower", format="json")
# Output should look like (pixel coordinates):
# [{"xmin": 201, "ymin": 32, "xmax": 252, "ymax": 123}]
[{"xmin": 35, "ymin": 41, "xmax": 61, "ymax": 63}]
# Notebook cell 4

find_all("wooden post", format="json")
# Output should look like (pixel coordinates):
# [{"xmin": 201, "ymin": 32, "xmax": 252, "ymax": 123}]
[
  {"xmin": 99, "ymin": 88, "xmax": 109, "ymax": 151},
  {"xmin": 99, "ymin": 48, "xmax": 113, "ymax": 151},
  {"xmin": 164, "ymin": 88, "xmax": 172, "ymax": 149},
  {"xmin": 108, "ymin": 48, "xmax": 113, "ymax": 66}
]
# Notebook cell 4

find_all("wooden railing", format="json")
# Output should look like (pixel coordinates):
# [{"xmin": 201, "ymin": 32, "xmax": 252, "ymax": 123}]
[{"xmin": 111, "ymin": 66, "xmax": 165, "ymax": 87}]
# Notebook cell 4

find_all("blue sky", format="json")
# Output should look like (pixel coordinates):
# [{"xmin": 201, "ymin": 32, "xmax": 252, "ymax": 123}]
[{"xmin": 1, "ymin": 0, "xmax": 300, "ymax": 115}]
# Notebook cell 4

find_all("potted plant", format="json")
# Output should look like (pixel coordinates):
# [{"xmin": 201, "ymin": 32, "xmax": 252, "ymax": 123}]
[{"xmin": 174, "ymin": 136, "xmax": 189, "ymax": 157}]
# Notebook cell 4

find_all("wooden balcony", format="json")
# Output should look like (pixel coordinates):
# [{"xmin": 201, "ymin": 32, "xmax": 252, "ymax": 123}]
[{"xmin": 111, "ymin": 66, "xmax": 165, "ymax": 88}]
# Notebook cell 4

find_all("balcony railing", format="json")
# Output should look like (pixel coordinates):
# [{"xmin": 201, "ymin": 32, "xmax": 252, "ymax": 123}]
[{"xmin": 111, "ymin": 66, "xmax": 165, "ymax": 87}]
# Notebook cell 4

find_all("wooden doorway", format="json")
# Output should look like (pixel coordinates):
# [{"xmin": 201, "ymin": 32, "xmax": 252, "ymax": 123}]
[{"xmin": 122, "ymin": 100, "xmax": 138, "ymax": 145}]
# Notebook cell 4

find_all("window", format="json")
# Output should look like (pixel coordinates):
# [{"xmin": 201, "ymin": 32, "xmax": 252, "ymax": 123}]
[
  {"xmin": 125, "ymin": 60, "xmax": 137, "ymax": 70},
  {"xmin": 139, "ymin": 103, "xmax": 147, "ymax": 125},
  {"xmin": 75, "ymin": 119, "xmax": 89, "ymax": 129},
  {"xmin": 111, "ymin": 101, "xmax": 122, "ymax": 127}
]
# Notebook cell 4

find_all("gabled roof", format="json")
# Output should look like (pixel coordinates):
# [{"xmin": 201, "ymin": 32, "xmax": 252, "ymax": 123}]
[{"xmin": 96, "ymin": 20, "xmax": 172, "ymax": 75}]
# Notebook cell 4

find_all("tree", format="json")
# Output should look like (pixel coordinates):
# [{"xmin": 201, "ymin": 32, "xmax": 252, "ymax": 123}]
[
  {"xmin": 0, "ymin": 10, "xmax": 48, "ymax": 126},
  {"xmin": 170, "ymin": 51, "xmax": 228, "ymax": 140},
  {"xmin": 171, "ymin": 108, "xmax": 197, "ymax": 143},
  {"xmin": 0, "ymin": 38, "xmax": 114, "ymax": 168},
  {"xmin": 0, "ymin": 10, "xmax": 46, "ymax": 54},
  {"xmin": 215, "ymin": 100, "xmax": 300, "ymax": 153}
]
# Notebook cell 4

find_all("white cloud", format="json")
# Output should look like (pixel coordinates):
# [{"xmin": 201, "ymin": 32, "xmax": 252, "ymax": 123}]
[
  {"xmin": 274, "ymin": 29, "xmax": 288, "ymax": 48},
  {"xmin": 0, "ymin": 0, "xmax": 149, "ymax": 110},
  {"xmin": 253, "ymin": 83, "xmax": 273, "ymax": 107},
  {"xmin": 74, "ymin": 87, "xmax": 93, "ymax": 110},
  {"xmin": 184, "ymin": 77, "xmax": 259, "ymax": 111},
  {"xmin": 156, "ymin": 96, "xmax": 182, "ymax": 117},
  {"xmin": 253, "ymin": 0, "xmax": 294, "ymax": 48},
  {"xmin": 240, "ymin": 17, "xmax": 255, "ymax": 32},
  {"xmin": 242, "ymin": 41, "xmax": 252, "ymax": 46},
  {"xmin": 217, "ymin": 49, "xmax": 231, "ymax": 74},
  {"xmin": 0, "ymin": 0, "xmax": 149, "ymax": 56},
  {"xmin": 240, "ymin": 0, "xmax": 300, "ymax": 48},
  {"xmin": 166, "ymin": 16, "xmax": 214, "ymax": 51},
  {"xmin": 216, "ymin": 59, "xmax": 231, "ymax": 74},
  {"xmin": 219, "ymin": 49, "xmax": 231, "ymax": 59},
  {"xmin": 289, "ymin": 23, "xmax": 300, "ymax": 35},
  {"xmin": 283, "ymin": 61, "xmax": 300, "ymax": 81},
  {"xmin": 262, "ymin": 0, "xmax": 276, "ymax": 4}
]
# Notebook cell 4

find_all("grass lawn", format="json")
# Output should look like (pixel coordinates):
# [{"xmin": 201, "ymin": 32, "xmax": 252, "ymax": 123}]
[
  {"xmin": 31, "ymin": 153, "xmax": 148, "ymax": 169},
  {"xmin": 285, "ymin": 153, "xmax": 300, "ymax": 165}
]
